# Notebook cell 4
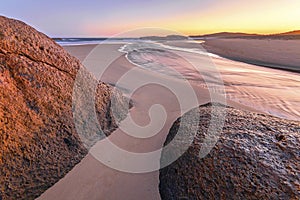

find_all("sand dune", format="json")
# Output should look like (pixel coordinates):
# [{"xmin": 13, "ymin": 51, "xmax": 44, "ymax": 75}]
[{"xmin": 202, "ymin": 38, "xmax": 300, "ymax": 72}]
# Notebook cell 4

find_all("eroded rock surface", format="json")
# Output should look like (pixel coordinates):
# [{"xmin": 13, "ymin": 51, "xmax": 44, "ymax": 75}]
[
  {"xmin": 159, "ymin": 103, "xmax": 300, "ymax": 200},
  {"xmin": 0, "ymin": 16, "xmax": 127, "ymax": 199}
]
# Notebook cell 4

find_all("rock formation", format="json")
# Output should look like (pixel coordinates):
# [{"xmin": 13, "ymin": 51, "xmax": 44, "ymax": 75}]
[
  {"xmin": 159, "ymin": 103, "xmax": 300, "ymax": 199},
  {"xmin": 0, "ymin": 16, "xmax": 127, "ymax": 199}
]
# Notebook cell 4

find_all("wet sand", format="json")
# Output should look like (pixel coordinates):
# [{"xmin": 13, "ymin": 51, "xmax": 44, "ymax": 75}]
[
  {"xmin": 38, "ymin": 43, "xmax": 257, "ymax": 200},
  {"xmin": 162, "ymin": 40, "xmax": 300, "ymax": 120},
  {"xmin": 38, "ymin": 41, "xmax": 299, "ymax": 199}
]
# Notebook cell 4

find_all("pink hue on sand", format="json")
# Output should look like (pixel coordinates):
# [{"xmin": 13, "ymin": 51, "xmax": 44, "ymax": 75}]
[
  {"xmin": 37, "ymin": 44, "xmax": 247, "ymax": 200},
  {"xmin": 38, "ymin": 41, "xmax": 300, "ymax": 200},
  {"xmin": 166, "ymin": 40, "xmax": 300, "ymax": 120}
]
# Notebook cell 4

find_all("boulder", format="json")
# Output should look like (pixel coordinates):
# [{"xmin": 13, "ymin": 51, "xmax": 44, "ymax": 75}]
[
  {"xmin": 159, "ymin": 103, "xmax": 300, "ymax": 199},
  {"xmin": 0, "ymin": 16, "xmax": 127, "ymax": 199}
]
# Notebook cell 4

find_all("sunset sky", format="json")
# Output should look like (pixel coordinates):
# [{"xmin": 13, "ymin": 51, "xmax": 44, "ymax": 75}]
[{"xmin": 1, "ymin": 0, "xmax": 300, "ymax": 37}]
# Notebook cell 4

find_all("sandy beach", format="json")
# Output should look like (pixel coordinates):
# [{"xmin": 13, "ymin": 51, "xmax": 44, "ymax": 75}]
[
  {"xmin": 37, "ymin": 44, "xmax": 208, "ymax": 200},
  {"xmin": 37, "ymin": 41, "xmax": 300, "ymax": 199},
  {"xmin": 162, "ymin": 39, "xmax": 300, "ymax": 120},
  {"xmin": 37, "ymin": 43, "xmax": 259, "ymax": 200},
  {"xmin": 202, "ymin": 38, "xmax": 300, "ymax": 73}
]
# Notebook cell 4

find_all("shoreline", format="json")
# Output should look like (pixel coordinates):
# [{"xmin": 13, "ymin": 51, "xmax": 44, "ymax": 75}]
[
  {"xmin": 39, "ymin": 42, "xmax": 299, "ymax": 199},
  {"xmin": 38, "ymin": 43, "xmax": 263, "ymax": 200},
  {"xmin": 202, "ymin": 38, "xmax": 300, "ymax": 73}
]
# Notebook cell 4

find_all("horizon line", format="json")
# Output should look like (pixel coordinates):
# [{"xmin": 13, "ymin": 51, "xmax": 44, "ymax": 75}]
[{"xmin": 51, "ymin": 29, "xmax": 300, "ymax": 39}]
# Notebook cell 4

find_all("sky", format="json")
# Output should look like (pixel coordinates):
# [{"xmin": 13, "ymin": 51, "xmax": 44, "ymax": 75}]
[{"xmin": 1, "ymin": 0, "xmax": 300, "ymax": 37}]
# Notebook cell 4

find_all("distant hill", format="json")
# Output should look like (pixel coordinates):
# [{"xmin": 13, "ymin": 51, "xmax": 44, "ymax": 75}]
[
  {"xmin": 190, "ymin": 30, "xmax": 300, "ymax": 40},
  {"xmin": 276, "ymin": 30, "xmax": 300, "ymax": 36},
  {"xmin": 140, "ymin": 35, "xmax": 188, "ymax": 41},
  {"xmin": 191, "ymin": 32, "xmax": 259, "ymax": 38}
]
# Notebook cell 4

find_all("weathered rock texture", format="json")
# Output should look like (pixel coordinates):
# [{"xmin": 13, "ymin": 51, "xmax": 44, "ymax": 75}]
[
  {"xmin": 0, "ymin": 16, "xmax": 127, "ymax": 199},
  {"xmin": 159, "ymin": 103, "xmax": 300, "ymax": 200}
]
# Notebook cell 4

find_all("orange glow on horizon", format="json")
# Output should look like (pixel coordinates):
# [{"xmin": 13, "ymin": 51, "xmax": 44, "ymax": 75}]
[
  {"xmin": 157, "ymin": 0, "xmax": 300, "ymax": 36},
  {"xmin": 87, "ymin": 0, "xmax": 300, "ymax": 37}
]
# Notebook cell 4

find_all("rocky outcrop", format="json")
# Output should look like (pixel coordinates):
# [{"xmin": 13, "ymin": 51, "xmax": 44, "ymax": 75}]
[
  {"xmin": 159, "ymin": 103, "xmax": 300, "ymax": 199},
  {"xmin": 0, "ymin": 16, "xmax": 127, "ymax": 199}
]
